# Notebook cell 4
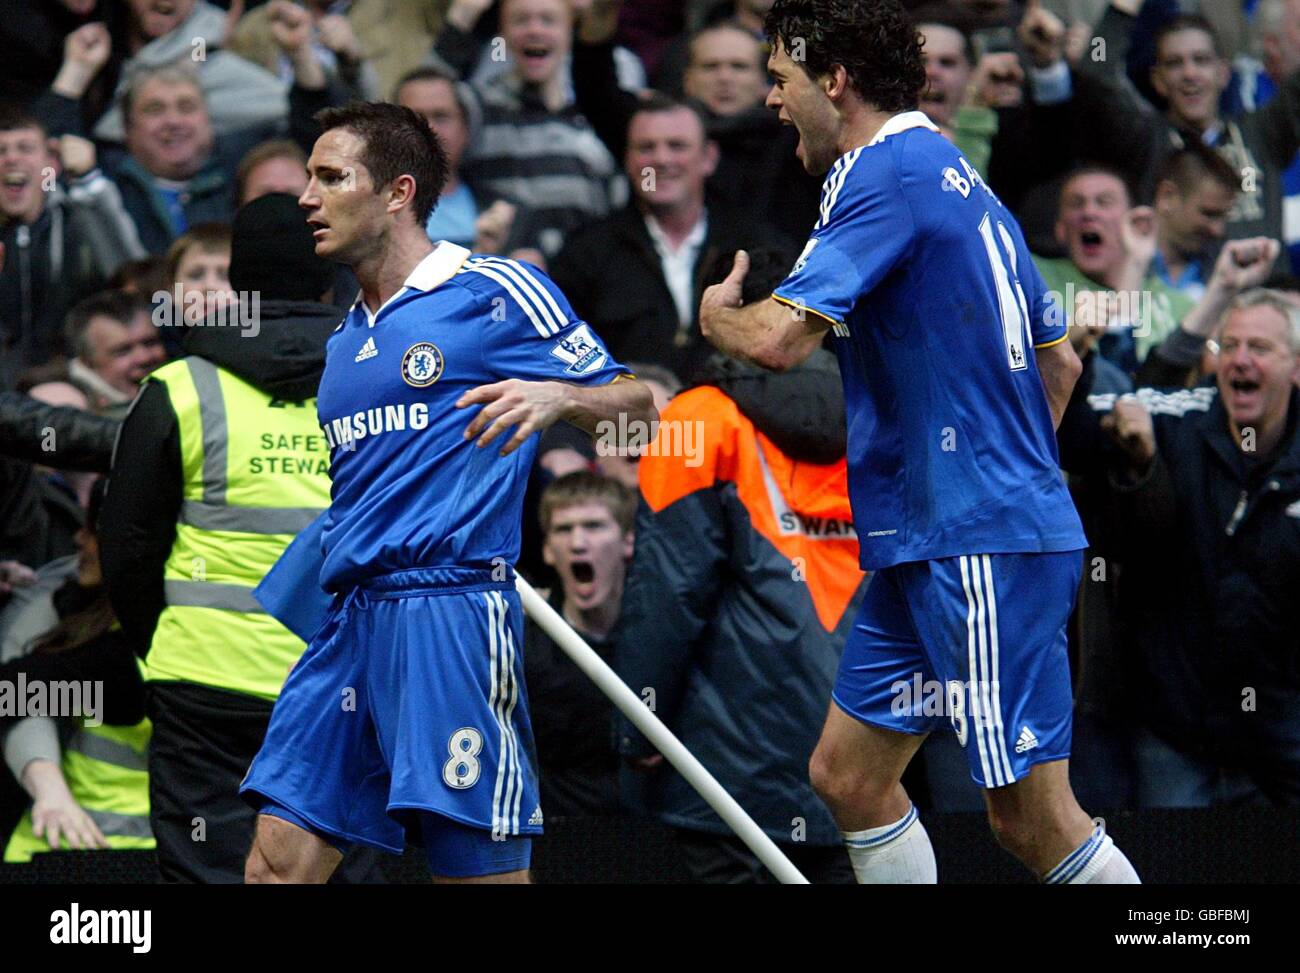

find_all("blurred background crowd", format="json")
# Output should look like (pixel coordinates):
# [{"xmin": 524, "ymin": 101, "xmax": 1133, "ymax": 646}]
[{"xmin": 1, "ymin": 0, "xmax": 1298, "ymax": 883}]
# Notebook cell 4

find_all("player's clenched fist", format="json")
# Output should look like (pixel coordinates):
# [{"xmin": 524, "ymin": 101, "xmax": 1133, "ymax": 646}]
[
  {"xmin": 457, "ymin": 379, "xmax": 570, "ymax": 455},
  {"xmin": 1101, "ymin": 399, "xmax": 1157, "ymax": 470}
]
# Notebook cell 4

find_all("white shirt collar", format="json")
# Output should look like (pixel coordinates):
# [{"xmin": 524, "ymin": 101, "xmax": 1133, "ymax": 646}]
[
  {"xmin": 642, "ymin": 210, "xmax": 708, "ymax": 255},
  {"xmin": 351, "ymin": 241, "xmax": 473, "ymax": 324},
  {"xmin": 405, "ymin": 241, "xmax": 473, "ymax": 291},
  {"xmin": 867, "ymin": 110, "xmax": 941, "ymax": 146}
]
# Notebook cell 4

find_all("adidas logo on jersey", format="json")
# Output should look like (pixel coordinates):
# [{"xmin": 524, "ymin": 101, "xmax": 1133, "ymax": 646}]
[
  {"xmin": 354, "ymin": 336, "xmax": 378, "ymax": 362},
  {"xmin": 528, "ymin": 806, "xmax": 544, "ymax": 826},
  {"xmin": 1015, "ymin": 726, "xmax": 1039, "ymax": 754}
]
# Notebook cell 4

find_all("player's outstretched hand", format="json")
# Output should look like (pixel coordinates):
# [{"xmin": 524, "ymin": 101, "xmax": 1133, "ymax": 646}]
[
  {"xmin": 699, "ymin": 249, "xmax": 750, "ymax": 341},
  {"xmin": 458, "ymin": 379, "xmax": 569, "ymax": 456}
]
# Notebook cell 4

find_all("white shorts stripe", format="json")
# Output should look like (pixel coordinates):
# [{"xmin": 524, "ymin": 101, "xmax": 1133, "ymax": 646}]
[
  {"xmin": 497, "ymin": 592, "xmax": 525, "ymax": 834},
  {"xmin": 969, "ymin": 556, "xmax": 1005, "ymax": 786},
  {"xmin": 489, "ymin": 592, "xmax": 517, "ymax": 835},
  {"xmin": 483, "ymin": 593, "xmax": 509, "ymax": 838},
  {"xmin": 981, "ymin": 555, "xmax": 1016, "ymax": 782},
  {"xmin": 959, "ymin": 556, "xmax": 995, "ymax": 787}
]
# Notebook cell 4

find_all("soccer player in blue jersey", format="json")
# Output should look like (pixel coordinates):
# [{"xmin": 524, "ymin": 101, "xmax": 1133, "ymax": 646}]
[
  {"xmin": 239, "ymin": 102, "xmax": 655, "ymax": 883},
  {"xmin": 700, "ymin": 0, "xmax": 1140, "ymax": 884}
]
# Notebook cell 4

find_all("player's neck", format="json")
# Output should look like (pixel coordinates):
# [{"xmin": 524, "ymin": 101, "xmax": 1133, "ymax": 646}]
[
  {"xmin": 839, "ymin": 107, "xmax": 901, "ymax": 159},
  {"xmin": 354, "ymin": 230, "xmax": 436, "ymax": 314}
]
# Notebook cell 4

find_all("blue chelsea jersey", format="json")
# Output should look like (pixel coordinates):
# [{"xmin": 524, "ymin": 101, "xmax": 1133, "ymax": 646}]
[
  {"xmin": 772, "ymin": 112, "xmax": 1086, "ymax": 570},
  {"xmin": 315, "ymin": 243, "xmax": 628, "ymax": 590}
]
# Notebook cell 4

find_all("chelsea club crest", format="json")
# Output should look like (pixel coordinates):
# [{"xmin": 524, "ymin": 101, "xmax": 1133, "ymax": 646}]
[{"xmin": 401, "ymin": 342, "xmax": 445, "ymax": 387}]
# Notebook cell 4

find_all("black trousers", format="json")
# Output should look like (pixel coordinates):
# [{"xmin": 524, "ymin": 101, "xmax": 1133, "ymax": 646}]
[
  {"xmin": 672, "ymin": 827, "xmax": 857, "ymax": 884},
  {"xmin": 146, "ymin": 680, "xmax": 386, "ymax": 883}
]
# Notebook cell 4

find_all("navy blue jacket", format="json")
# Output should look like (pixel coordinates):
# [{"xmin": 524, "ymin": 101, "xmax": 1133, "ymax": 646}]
[{"xmin": 1064, "ymin": 384, "xmax": 1300, "ymax": 801}]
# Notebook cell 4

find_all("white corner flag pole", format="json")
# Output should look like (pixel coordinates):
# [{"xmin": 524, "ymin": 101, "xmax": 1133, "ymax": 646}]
[{"xmin": 516, "ymin": 574, "xmax": 810, "ymax": 885}]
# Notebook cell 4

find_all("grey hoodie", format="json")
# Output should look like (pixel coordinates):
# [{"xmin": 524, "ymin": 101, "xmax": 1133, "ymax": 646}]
[{"xmin": 93, "ymin": 1, "xmax": 287, "ymax": 143}]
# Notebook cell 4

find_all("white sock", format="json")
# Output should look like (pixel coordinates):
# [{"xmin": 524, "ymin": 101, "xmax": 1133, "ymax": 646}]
[
  {"xmin": 841, "ymin": 804, "xmax": 938, "ymax": 884},
  {"xmin": 1045, "ymin": 821, "xmax": 1141, "ymax": 884}
]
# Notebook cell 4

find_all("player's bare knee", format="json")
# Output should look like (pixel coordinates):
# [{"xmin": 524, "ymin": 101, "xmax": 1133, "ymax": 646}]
[
  {"xmin": 809, "ymin": 746, "xmax": 889, "ymax": 817},
  {"xmin": 985, "ymin": 805, "xmax": 1034, "ymax": 859},
  {"xmin": 808, "ymin": 745, "xmax": 854, "ymax": 808}
]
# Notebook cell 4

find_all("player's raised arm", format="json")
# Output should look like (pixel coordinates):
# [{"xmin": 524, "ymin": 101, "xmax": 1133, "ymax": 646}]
[{"xmin": 699, "ymin": 251, "xmax": 830, "ymax": 372}]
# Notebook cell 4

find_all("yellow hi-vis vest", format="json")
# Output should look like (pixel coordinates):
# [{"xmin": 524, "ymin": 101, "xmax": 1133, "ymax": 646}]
[
  {"xmin": 3, "ymin": 719, "xmax": 153, "ymax": 862},
  {"xmin": 144, "ymin": 357, "xmax": 331, "ymax": 699}
]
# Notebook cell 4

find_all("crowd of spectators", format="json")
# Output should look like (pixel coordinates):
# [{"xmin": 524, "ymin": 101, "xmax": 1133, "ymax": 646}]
[{"xmin": 1, "ymin": 0, "xmax": 1299, "ymax": 880}]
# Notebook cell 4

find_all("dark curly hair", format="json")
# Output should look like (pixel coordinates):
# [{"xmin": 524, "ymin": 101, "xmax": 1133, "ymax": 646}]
[
  {"xmin": 764, "ymin": 0, "xmax": 926, "ymax": 113},
  {"xmin": 314, "ymin": 101, "xmax": 449, "ymax": 226}
]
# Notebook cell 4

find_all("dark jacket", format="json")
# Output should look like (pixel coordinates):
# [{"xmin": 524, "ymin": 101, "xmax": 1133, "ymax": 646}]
[
  {"xmin": 1061, "ymin": 384, "xmax": 1300, "ymax": 801},
  {"xmin": 523, "ymin": 586, "xmax": 621, "ymax": 818},
  {"xmin": 0, "ymin": 175, "xmax": 145, "ymax": 389},
  {"xmin": 98, "ymin": 300, "xmax": 340, "ymax": 654},
  {"xmin": 103, "ymin": 154, "xmax": 235, "ymax": 257},
  {"xmin": 550, "ymin": 203, "xmax": 773, "ymax": 383},
  {"xmin": 614, "ymin": 351, "xmax": 864, "ymax": 844},
  {"xmin": 0, "ymin": 393, "xmax": 119, "ymax": 570}
]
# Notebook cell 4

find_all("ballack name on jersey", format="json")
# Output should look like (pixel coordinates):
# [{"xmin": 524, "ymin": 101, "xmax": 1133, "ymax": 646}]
[{"xmin": 322, "ymin": 403, "xmax": 430, "ymax": 450}]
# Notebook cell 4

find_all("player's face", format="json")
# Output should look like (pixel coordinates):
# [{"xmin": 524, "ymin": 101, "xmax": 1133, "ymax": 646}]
[
  {"xmin": 542, "ymin": 501, "xmax": 633, "ymax": 613},
  {"xmin": 918, "ymin": 24, "xmax": 972, "ymax": 127},
  {"xmin": 766, "ymin": 38, "xmax": 841, "ymax": 175},
  {"xmin": 1215, "ymin": 305, "xmax": 1300, "ymax": 430},
  {"xmin": 1055, "ymin": 173, "xmax": 1129, "ymax": 282},
  {"xmin": 684, "ymin": 28, "xmax": 768, "ymax": 117},
  {"xmin": 1157, "ymin": 175, "xmax": 1234, "ymax": 257},
  {"xmin": 398, "ymin": 78, "xmax": 469, "ymax": 173},
  {"xmin": 502, "ymin": 0, "xmax": 571, "ymax": 86},
  {"xmin": 300, "ymin": 128, "xmax": 390, "ymax": 264},
  {"xmin": 625, "ymin": 107, "xmax": 717, "ymax": 210},
  {"xmin": 1151, "ymin": 29, "xmax": 1229, "ymax": 131},
  {"xmin": 0, "ymin": 125, "xmax": 52, "ymax": 224}
]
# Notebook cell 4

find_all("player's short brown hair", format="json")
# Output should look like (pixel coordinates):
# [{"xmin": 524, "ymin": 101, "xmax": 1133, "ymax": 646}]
[
  {"xmin": 539, "ymin": 472, "xmax": 636, "ymax": 535},
  {"xmin": 315, "ymin": 101, "xmax": 449, "ymax": 226}
]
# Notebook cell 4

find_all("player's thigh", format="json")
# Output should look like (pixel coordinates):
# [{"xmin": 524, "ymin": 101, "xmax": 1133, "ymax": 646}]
[
  {"xmin": 981, "ymin": 757, "xmax": 1079, "ymax": 827},
  {"xmin": 812, "ymin": 700, "xmax": 928, "ymax": 793},
  {"xmin": 901, "ymin": 552, "xmax": 1082, "ymax": 790},
  {"xmin": 823, "ymin": 565, "xmax": 943, "ymax": 788}
]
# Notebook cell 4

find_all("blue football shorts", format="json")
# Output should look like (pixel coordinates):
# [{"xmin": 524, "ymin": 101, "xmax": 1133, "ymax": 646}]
[
  {"xmin": 240, "ymin": 566, "xmax": 541, "ymax": 877},
  {"xmin": 833, "ymin": 551, "xmax": 1083, "ymax": 788}
]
